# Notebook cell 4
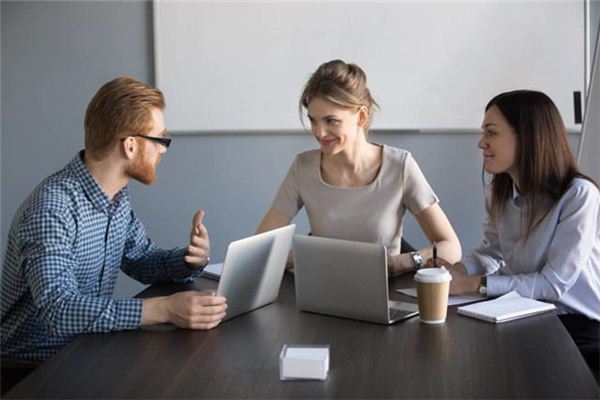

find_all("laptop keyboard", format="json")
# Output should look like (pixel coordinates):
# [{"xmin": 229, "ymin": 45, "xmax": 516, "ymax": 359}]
[
  {"xmin": 389, "ymin": 308, "xmax": 407, "ymax": 320},
  {"xmin": 388, "ymin": 300, "xmax": 419, "ymax": 321}
]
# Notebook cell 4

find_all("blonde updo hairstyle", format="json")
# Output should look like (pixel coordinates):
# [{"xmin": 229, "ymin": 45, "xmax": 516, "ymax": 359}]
[{"xmin": 299, "ymin": 59, "xmax": 379, "ymax": 132}]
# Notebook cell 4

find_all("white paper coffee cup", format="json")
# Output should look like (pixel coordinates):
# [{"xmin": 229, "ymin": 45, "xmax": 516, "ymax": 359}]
[{"xmin": 414, "ymin": 268, "xmax": 452, "ymax": 324}]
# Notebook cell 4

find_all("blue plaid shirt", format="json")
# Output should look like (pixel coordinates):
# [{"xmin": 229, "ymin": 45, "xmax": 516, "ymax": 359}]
[{"xmin": 1, "ymin": 151, "xmax": 200, "ymax": 361}]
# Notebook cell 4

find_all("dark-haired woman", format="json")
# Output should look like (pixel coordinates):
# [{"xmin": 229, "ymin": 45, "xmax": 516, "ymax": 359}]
[
  {"xmin": 434, "ymin": 90, "xmax": 599, "ymax": 380},
  {"xmin": 256, "ymin": 59, "xmax": 462, "ymax": 274}
]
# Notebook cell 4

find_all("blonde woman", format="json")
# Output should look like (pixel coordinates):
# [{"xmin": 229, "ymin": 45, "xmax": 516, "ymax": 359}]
[{"xmin": 257, "ymin": 59, "xmax": 461, "ymax": 274}]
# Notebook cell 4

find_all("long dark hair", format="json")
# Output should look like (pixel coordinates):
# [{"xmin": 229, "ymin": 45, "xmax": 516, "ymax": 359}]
[{"xmin": 486, "ymin": 90, "xmax": 596, "ymax": 237}]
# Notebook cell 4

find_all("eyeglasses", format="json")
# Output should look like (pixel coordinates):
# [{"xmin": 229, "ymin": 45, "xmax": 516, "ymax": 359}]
[{"xmin": 122, "ymin": 134, "xmax": 172, "ymax": 149}]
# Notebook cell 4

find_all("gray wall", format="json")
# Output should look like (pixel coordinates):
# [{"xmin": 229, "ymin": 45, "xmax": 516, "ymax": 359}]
[
  {"xmin": 0, "ymin": 1, "xmax": 586, "ymax": 298},
  {"xmin": 1, "ymin": 1, "xmax": 154, "ymax": 294}
]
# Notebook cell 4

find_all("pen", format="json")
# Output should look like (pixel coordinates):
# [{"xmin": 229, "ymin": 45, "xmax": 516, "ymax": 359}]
[{"xmin": 432, "ymin": 242, "xmax": 437, "ymax": 268}]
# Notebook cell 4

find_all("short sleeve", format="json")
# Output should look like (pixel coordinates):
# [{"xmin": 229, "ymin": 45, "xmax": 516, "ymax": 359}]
[
  {"xmin": 402, "ymin": 153, "xmax": 439, "ymax": 215},
  {"xmin": 270, "ymin": 156, "xmax": 304, "ymax": 218}
]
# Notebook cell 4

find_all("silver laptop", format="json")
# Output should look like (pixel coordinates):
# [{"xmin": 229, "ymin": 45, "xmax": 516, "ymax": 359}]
[
  {"xmin": 293, "ymin": 234, "xmax": 419, "ymax": 324},
  {"xmin": 216, "ymin": 224, "xmax": 296, "ymax": 321}
]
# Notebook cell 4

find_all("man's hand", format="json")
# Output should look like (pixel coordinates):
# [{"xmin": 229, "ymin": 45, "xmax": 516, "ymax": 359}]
[
  {"xmin": 164, "ymin": 291, "xmax": 227, "ymax": 329},
  {"xmin": 184, "ymin": 210, "xmax": 210, "ymax": 269},
  {"xmin": 142, "ymin": 291, "xmax": 227, "ymax": 330}
]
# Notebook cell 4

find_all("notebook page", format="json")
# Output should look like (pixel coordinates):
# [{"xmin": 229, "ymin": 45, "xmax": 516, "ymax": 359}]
[{"xmin": 458, "ymin": 291, "xmax": 555, "ymax": 323}]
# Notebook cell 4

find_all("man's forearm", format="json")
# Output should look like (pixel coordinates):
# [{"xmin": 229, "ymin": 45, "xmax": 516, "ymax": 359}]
[{"xmin": 141, "ymin": 296, "xmax": 169, "ymax": 325}]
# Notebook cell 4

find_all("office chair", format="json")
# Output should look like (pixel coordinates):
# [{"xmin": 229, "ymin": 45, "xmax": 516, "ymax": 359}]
[{"xmin": 400, "ymin": 238, "xmax": 416, "ymax": 253}]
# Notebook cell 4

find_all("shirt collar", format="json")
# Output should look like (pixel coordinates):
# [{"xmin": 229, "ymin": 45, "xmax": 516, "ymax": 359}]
[
  {"xmin": 512, "ymin": 183, "xmax": 521, "ymax": 207},
  {"xmin": 69, "ymin": 150, "xmax": 129, "ymax": 214}
]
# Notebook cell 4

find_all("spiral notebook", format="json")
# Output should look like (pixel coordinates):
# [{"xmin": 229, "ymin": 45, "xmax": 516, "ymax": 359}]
[{"xmin": 457, "ymin": 291, "xmax": 555, "ymax": 323}]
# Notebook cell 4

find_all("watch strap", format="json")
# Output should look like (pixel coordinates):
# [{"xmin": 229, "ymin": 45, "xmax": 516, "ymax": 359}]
[{"xmin": 410, "ymin": 251, "xmax": 423, "ymax": 270}]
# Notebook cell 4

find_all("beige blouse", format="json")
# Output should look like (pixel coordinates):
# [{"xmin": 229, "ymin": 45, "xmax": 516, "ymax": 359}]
[{"xmin": 271, "ymin": 145, "xmax": 438, "ymax": 255}]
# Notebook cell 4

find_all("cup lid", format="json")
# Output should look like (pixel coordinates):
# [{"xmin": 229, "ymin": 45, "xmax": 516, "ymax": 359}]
[{"xmin": 414, "ymin": 267, "xmax": 452, "ymax": 283}]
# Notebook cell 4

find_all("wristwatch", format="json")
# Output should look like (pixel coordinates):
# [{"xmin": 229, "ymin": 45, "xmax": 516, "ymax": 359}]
[
  {"xmin": 478, "ymin": 276, "xmax": 487, "ymax": 296},
  {"xmin": 410, "ymin": 251, "xmax": 423, "ymax": 270}
]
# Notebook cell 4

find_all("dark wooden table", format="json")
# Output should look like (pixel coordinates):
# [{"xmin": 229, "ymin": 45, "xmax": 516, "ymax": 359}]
[{"xmin": 6, "ymin": 273, "xmax": 599, "ymax": 398}]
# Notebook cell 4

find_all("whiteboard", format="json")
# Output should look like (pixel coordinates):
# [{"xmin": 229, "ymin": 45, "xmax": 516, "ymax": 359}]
[{"xmin": 154, "ymin": 1, "xmax": 584, "ymax": 132}]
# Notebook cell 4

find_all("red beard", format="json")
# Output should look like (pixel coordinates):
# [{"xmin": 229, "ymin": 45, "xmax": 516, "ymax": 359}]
[{"xmin": 126, "ymin": 144, "xmax": 160, "ymax": 185}]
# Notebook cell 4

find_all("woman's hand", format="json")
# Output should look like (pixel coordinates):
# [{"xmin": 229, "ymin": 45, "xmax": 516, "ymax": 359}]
[
  {"xmin": 424, "ymin": 256, "xmax": 453, "ymax": 269},
  {"xmin": 424, "ymin": 258, "xmax": 482, "ymax": 295}
]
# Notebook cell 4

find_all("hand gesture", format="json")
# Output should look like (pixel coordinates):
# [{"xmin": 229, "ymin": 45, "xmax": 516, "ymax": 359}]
[{"xmin": 184, "ymin": 210, "xmax": 210, "ymax": 269}]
